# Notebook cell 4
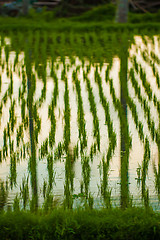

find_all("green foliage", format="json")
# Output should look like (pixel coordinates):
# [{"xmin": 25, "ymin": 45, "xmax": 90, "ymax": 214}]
[
  {"xmin": 70, "ymin": 4, "xmax": 116, "ymax": 22},
  {"xmin": 0, "ymin": 208, "xmax": 160, "ymax": 239}
]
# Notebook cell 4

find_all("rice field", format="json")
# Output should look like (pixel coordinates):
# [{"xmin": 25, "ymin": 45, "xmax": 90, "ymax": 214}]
[{"xmin": 0, "ymin": 30, "xmax": 160, "ymax": 211}]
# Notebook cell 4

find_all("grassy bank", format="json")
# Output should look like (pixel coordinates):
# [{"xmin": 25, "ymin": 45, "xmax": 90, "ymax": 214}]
[{"xmin": 0, "ymin": 207, "xmax": 160, "ymax": 240}]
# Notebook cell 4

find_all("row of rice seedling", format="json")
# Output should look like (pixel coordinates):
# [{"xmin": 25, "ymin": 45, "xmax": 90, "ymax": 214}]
[
  {"xmin": 127, "ymin": 95, "xmax": 145, "ymax": 142},
  {"xmin": 98, "ymin": 156, "xmax": 111, "ymax": 208},
  {"xmin": 141, "ymin": 137, "xmax": 151, "ymax": 208},
  {"xmin": 72, "ymin": 70, "xmax": 87, "ymax": 153},
  {"xmin": 94, "ymin": 67, "xmax": 117, "ymax": 164},
  {"xmin": 64, "ymin": 151, "xmax": 75, "ymax": 209},
  {"xmin": 63, "ymin": 67, "xmax": 71, "ymax": 153},
  {"xmin": 108, "ymin": 74, "xmax": 132, "ymax": 154},
  {"xmin": 132, "ymin": 55, "xmax": 153, "ymax": 100},
  {"xmin": 0, "ymin": 180, "xmax": 8, "ymax": 210},
  {"xmin": 47, "ymin": 153, "xmax": 55, "ymax": 191},
  {"xmin": 83, "ymin": 70, "xmax": 100, "ymax": 151},
  {"xmin": 129, "ymin": 66, "xmax": 159, "ymax": 143},
  {"xmin": 10, "ymin": 153, "xmax": 17, "ymax": 189},
  {"xmin": 140, "ymin": 49, "xmax": 160, "ymax": 89},
  {"xmin": 48, "ymin": 70, "xmax": 59, "ymax": 149}
]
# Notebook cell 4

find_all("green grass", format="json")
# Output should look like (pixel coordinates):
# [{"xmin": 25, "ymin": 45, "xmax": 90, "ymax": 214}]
[
  {"xmin": 0, "ymin": 207, "xmax": 160, "ymax": 239},
  {"xmin": 0, "ymin": 4, "xmax": 160, "ymax": 32}
]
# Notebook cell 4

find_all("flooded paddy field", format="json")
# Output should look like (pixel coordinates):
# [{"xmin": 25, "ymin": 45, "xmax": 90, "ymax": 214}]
[{"xmin": 0, "ymin": 31, "xmax": 160, "ymax": 211}]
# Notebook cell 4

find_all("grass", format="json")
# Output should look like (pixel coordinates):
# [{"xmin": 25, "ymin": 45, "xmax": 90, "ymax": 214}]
[
  {"xmin": 0, "ymin": 4, "xmax": 160, "ymax": 33},
  {"xmin": 0, "ymin": 207, "xmax": 160, "ymax": 239}
]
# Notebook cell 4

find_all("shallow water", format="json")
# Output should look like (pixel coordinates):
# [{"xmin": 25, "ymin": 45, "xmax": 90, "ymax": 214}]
[{"xmin": 0, "ymin": 34, "xmax": 160, "ymax": 210}]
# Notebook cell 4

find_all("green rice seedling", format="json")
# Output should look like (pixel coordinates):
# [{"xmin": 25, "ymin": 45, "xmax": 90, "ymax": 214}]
[
  {"xmin": 0, "ymin": 180, "xmax": 8, "ymax": 210},
  {"xmin": 0, "ymin": 151, "xmax": 2, "ymax": 163},
  {"xmin": 135, "ymin": 164, "xmax": 141, "ymax": 188},
  {"xmin": 129, "ymin": 67, "xmax": 158, "ymax": 143},
  {"xmin": 3, "ymin": 128, "xmax": 8, "ymax": 158},
  {"xmin": 40, "ymin": 139, "xmax": 49, "ymax": 159},
  {"xmin": 21, "ymin": 98, "xmax": 26, "ymax": 123},
  {"xmin": 0, "ymin": 74, "xmax": 1, "ymax": 93},
  {"xmin": 42, "ymin": 191, "xmax": 54, "ymax": 213},
  {"xmin": 4, "ymin": 44, "xmax": 10, "ymax": 67},
  {"xmin": 10, "ymin": 153, "xmax": 17, "ymax": 189},
  {"xmin": 47, "ymin": 153, "xmax": 55, "ymax": 190},
  {"xmin": 153, "ymin": 160, "xmax": 160, "ymax": 201},
  {"xmin": 9, "ymin": 99, "xmax": 16, "ymax": 132},
  {"xmin": 8, "ymin": 71, "xmax": 13, "ymax": 96},
  {"xmin": 127, "ymin": 95, "xmax": 145, "ymax": 143},
  {"xmin": 20, "ymin": 176, "xmax": 29, "ymax": 210},
  {"xmin": 13, "ymin": 194, "xmax": 20, "ymax": 212},
  {"xmin": 81, "ymin": 155, "xmax": 91, "ymax": 200},
  {"xmin": 24, "ymin": 116, "xmax": 29, "ymax": 130},
  {"xmin": 2, "ymin": 90, "xmax": 8, "ymax": 105},
  {"xmin": 73, "ymin": 143, "xmax": 79, "ymax": 161},
  {"xmin": 34, "ymin": 31, "xmax": 40, "ymax": 71},
  {"xmin": 95, "ymin": 69, "xmax": 117, "ymax": 160},
  {"xmin": 141, "ymin": 137, "xmax": 150, "ymax": 208},
  {"xmin": 63, "ymin": 74, "xmax": 71, "ymax": 153},
  {"xmin": 16, "ymin": 124, "xmax": 23, "ymax": 148},
  {"xmin": 72, "ymin": 70, "xmax": 87, "ymax": 153},
  {"xmin": 84, "ymin": 72, "xmax": 100, "ymax": 151},
  {"xmin": 63, "ymin": 152, "xmax": 74, "ymax": 209},
  {"xmin": 43, "ymin": 180, "xmax": 47, "ymax": 199},
  {"xmin": 99, "ymin": 156, "xmax": 111, "ymax": 208},
  {"xmin": 54, "ymin": 142, "xmax": 63, "ymax": 161},
  {"xmin": 150, "ymin": 50, "xmax": 160, "ymax": 65},
  {"xmin": 139, "ymin": 64, "xmax": 152, "ymax": 100}
]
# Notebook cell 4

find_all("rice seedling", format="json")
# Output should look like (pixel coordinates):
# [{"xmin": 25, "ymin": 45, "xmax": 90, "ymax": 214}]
[
  {"xmin": 84, "ymin": 71, "xmax": 100, "ymax": 151},
  {"xmin": 81, "ymin": 155, "xmax": 91, "ymax": 200},
  {"xmin": 47, "ymin": 153, "xmax": 55, "ymax": 190},
  {"xmin": 95, "ymin": 68, "xmax": 117, "ymax": 161},
  {"xmin": 63, "ymin": 151, "xmax": 75, "ymax": 209},
  {"xmin": 0, "ymin": 74, "xmax": 1, "ymax": 93},
  {"xmin": 63, "ymin": 73, "xmax": 71, "ymax": 153},
  {"xmin": 98, "ymin": 156, "xmax": 111, "ymax": 208},
  {"xmin": 72, "ymin": 70, "xmax": 87, "ymax": 153},
  {"xmin": 141, "ymin": 137, "xmax": 150, "ymax": 208},
  {"xmin": 0, "ymin": 180, "xmax": 8, "ymax": 210},
  {"xmin": 20, "ymin": 176, "xmax": 29, "ymax": 210},
  {"xmin": 10, "ymin": 153, "xmax": 17, "ymax": 189}
]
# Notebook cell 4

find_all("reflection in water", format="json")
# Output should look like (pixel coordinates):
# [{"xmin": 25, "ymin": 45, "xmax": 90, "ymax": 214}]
[{"xmin": 0, "ymin": 34, "xmax": 160, "ymax": 210}]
